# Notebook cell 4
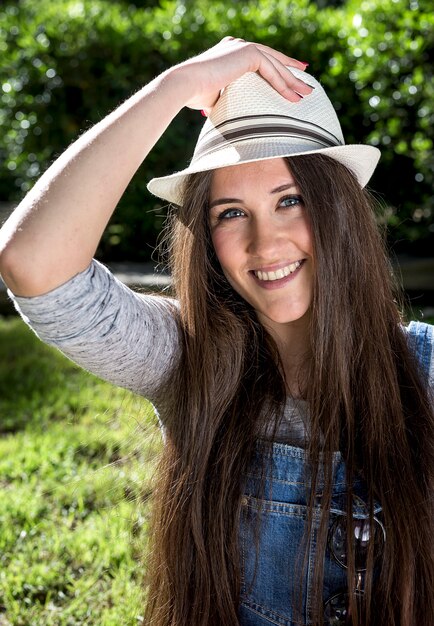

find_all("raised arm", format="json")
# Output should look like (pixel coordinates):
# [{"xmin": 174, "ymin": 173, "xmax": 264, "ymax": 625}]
[{"xmin": 0, "ymin": 38, "xmax": 311, "ymax": 297}]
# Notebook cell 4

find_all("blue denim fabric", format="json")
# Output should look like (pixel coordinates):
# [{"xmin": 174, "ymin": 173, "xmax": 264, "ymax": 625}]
[
  {"xmin": 406, "ymin": 321, "xmax": 434, "ymax": 388},
  {"xmin": 238, "ymin": 322, "xmax": 433, "ymax": 626},
  {"xmin": 238, "ymin": 445, "xmax": 378, "ymax": 625}
]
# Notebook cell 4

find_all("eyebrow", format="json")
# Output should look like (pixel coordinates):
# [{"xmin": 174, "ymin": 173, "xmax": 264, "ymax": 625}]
[{"xmin": 208, "ymin": 183, "xmax": 298, "ymax": 209}]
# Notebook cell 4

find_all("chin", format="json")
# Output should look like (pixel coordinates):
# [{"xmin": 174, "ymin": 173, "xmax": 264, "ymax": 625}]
[{"xmin": 260, "ymin": 305, "xmax": 311, "ymax": 326}]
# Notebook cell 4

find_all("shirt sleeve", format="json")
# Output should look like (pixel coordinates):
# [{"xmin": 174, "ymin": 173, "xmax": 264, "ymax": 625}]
[{"xmin": 9, "ymin": 260, "xmax": 181, "ymax": 402}]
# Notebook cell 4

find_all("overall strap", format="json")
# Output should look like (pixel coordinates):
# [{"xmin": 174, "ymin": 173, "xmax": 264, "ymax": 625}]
[{"xmin": 406, "ymin": 321, "xmax": 434, "ymax": 388}]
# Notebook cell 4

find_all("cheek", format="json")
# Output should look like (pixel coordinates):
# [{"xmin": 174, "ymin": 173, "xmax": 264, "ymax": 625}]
[
  {"xmin": 211, "ymin": 231, "xmax": 238, "ymax": 274},
  {"xmin": 211, "ymin": 230, "xmax": 247, "ymax": 296},
  {"xmin": 297, "ymin": 218, "xmax": 314, "ymax": 258}
]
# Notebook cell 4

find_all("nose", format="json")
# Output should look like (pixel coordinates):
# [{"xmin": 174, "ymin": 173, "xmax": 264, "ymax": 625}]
[{"xmin": 246, "ymin": 217, "xmax": 284, "ymax": 260}]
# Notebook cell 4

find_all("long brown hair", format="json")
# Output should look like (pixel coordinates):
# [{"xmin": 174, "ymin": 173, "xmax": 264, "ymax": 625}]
[{"xmin": 144, "ymin": 154, "xmax": 434, "ymax": 626}]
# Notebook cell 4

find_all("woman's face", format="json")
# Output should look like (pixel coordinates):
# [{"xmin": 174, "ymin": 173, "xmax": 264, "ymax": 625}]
[{"xmin": 209, "ymin": 158, "xmax": 313, "ymax": 339}]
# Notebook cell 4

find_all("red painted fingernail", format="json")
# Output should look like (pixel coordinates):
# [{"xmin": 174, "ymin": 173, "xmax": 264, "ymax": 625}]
[
  {"xmin": 200, "ymin": 110, "xmax": 207, "ymax": 117},
  {"xmin": 301, "ymin": 62, "xmax": 309, "ymax": 67}
]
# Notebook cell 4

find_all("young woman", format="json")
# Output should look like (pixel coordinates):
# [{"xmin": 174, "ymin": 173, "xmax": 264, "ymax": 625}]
[{"xmin": 0, "ymin": 38, "xmax": 433, "ymax": 626}]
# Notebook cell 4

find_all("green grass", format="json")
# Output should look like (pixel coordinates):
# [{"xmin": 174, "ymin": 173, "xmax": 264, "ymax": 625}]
[{"xmin": 0, "ymin": 316, "xmax": 161, "ymax": 625}]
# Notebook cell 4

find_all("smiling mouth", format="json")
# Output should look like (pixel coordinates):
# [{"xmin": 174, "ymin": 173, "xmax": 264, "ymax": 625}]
[{"xmin": 253, "ymin": 260, "xmax": 304, "ymax": 282}]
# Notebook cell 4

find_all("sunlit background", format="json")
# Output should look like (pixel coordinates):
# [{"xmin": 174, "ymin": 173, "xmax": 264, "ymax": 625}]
[{"xmin": 1, "ymin": 0, "xmax": 433, "ymax": 264}]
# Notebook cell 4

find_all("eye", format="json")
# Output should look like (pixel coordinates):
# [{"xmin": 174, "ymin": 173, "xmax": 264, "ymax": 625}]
[
  {"xmin": 216, "ymin": 207, "xmax": 245, "ymax": 220},
  {"xmin": 279, "ymin": 195, "xmax": 304, "ymax": 208}
]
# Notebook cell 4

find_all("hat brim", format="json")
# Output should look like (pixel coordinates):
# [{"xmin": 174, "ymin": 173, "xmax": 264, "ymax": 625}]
[{"xmin": 147, "ymin": 141, "xmax": 381, "ymax": 206}]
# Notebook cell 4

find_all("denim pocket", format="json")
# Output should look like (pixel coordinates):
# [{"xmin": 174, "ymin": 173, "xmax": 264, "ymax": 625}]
[{"xmin": 239, "ymin": 494, "xmax": 311, "ymax": 625}]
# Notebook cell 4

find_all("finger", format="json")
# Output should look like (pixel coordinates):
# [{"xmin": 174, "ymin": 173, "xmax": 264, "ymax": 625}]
[
  {"xmin": 256, "ymin": 53, "xmax": 314, "ymax": 100},
  {"xmin": 223, "ymin": 36, "xmax": 246, "ymax": 43},
  {"xmin": 264, "ymin": 53, "xmax": 314, "ymax": 95},
  {"xmin": 252, "ymin": 42, "xmax": 310, "ymax": 72}
]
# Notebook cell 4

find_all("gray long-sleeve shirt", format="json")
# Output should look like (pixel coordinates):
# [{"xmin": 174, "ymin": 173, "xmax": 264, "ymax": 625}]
[{"xmin": 12, "ymin": 260, "xmax": 181, "ymax": 406}]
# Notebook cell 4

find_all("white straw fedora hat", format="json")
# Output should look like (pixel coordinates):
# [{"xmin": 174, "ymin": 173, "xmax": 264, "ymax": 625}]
[{"xmin": 147, "ymin": 67, "xmax": 381, "ymax": 205}]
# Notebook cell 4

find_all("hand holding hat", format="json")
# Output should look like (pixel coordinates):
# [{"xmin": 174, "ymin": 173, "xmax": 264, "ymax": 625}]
[{"xmin": 174, "ymin": 36, "xmax": 313, "ymax": 116}]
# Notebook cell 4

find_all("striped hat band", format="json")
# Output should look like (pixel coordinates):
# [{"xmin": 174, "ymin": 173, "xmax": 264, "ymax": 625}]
[{"xmin": 192, "ymin": 113, "xmax": 343, "ymax": 163}]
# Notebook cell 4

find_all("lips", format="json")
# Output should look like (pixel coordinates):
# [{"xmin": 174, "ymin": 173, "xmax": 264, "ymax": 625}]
[{"xmin": 253, "ymin": 260, "xmax": 303, "ymax": 282}]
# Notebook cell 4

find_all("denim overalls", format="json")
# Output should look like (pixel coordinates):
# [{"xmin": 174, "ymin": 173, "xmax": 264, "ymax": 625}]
[{"xmin": 238, "ymin": 322, "xmax": 433, "ymax": 625}]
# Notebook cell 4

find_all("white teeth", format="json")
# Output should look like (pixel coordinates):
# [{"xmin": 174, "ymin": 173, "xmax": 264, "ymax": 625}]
[{"xmin": 254, "ymin": 261, "xmax": 302, "ymax": 282}]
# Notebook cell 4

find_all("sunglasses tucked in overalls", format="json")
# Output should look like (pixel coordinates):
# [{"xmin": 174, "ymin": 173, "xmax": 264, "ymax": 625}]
[{"xmin": 238, "ymin": 322, "xmax": 433, "ymax": 626}]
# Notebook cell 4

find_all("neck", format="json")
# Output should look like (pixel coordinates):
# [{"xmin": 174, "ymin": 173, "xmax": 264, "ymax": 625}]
[{"xmin": 260, "ymin": 313, "xmax": 311, "ymax": 398}]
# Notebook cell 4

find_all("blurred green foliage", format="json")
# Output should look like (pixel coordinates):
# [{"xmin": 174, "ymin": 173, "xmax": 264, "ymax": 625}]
[{"xmin": 0, "ymin": 0, "xmax": 433, "ymax": 260}]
